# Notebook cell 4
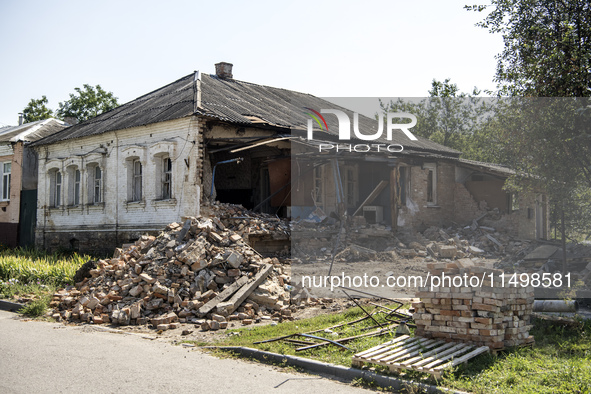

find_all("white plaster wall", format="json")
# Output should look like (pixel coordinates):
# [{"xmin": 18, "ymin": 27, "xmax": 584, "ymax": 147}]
[{"xmin": 35, "ymin": 117, "xmax": 201, "ymax": 234}]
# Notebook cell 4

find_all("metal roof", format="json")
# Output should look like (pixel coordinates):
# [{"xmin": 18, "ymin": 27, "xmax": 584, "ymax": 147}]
[
  {"xmin": 0, "ymin": 118, "xmax": 67, "ymax": 144},
  {"xmin": 31, "ymin": 72, "xmax": 460, "ymax": 156},
  {"xmin": 456, "ymin": 158, "xmax": 515, "ymax": 176}
]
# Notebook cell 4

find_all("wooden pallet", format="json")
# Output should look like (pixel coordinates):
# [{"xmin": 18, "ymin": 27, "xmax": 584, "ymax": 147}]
[{"xmin": 352, "ymin": 335, "xmax": 490, "ymax": 379}]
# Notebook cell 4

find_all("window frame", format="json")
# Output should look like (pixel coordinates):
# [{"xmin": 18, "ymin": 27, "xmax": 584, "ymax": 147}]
[
  {"xmin": 313, "ymin": 165, "xmax": 324, "ymax": 207},
  {"xmin": 424, "ymin": 163, "xmax": 437, "ymax": 205},
  {"xmin": 340, "ymin": 164, "xmax": 358, "ymax": 209},
  {"xmin": 1, "ymin": 161, "xmax": 11, "ymax": 201},
  {"xmin": 74, "ymin": 169, "xmax": 81, "ymax": 206},
  {"xmin": 48, "ymin": 168, "xmax": 62, "ymax": 208},
  {"xmin": 131, "ymin": 159, "xmax": 143, "ymax": 202},
  {"xmin": 66, "ymin": 166, "xmax": 81, "ymax": 207},
  {"xmin": 87, "ymin": 164, "xmax": 103, "ymax": 205},
  {"xmin": 161, "ymin": 156, "xmax": 172, "ymax": 200}
]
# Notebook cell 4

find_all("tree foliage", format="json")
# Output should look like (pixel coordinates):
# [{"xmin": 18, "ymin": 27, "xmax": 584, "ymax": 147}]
[
  {"xmin": 380, "ymin": 79, "xmax": 491, "ymax": 159},
  {"xmin": 56, "ymin": 84, "xmax": 118, "ymax": 122},
  {"xmin": 22, "ymin": 96, "xmax": 53, "ymax": 123},
  {"xmin": 466, "ymin": 0, "xmax": 591, "ymax": 96},
  {"xmin": 468, "ymin": 0, "xmax": 591, "ymax": 239}
]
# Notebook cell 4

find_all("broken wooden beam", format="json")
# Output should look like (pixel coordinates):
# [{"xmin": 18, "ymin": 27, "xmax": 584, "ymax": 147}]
[
  {"xmin": 353, "ymin": 180, "xmax": 388, "ymax": 217},
  {"xmin": 216, "ymin": 263, "xmax": 273, "ymax": 315},
  {"xmin": 196, "ymin": 275, "xmax": 249, "ymax": 317},
  {"xmin": 486, "ymin": 234, "xmax": 504, "ymax": 249}
]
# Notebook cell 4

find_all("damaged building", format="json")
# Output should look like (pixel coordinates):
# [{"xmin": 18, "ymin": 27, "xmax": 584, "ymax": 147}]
[{"xmin": 29, "ymin": 62, "xmax": 548, "ymax": 253}]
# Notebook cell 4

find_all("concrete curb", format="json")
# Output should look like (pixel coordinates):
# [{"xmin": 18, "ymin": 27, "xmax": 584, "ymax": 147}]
[
  {"xmin": 205, "ymin": 346, "xmax": 469, "ymax": 394},
  {"xmin": 0, "ymin": 300, "xmax": 24, "ymax": 312}
]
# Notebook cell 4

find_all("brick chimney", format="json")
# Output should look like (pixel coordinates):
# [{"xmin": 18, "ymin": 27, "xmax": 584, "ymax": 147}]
[{"xmin": 215, "ymin": 62, "xmax": 233, "ymax": 79}]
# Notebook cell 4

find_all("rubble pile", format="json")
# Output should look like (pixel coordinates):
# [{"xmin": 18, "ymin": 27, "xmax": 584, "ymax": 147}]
[
  {"xmin": 206, "ymin": 202, "xmax": 290, "ymax": 254},
  {"xmin": 418, "ymin": 225, "xmax": 531, "ymax": 261},
  {"xmin": 413, "ymin": 260, "xmax": 535, "ymax": 349},
  {"xmin": 50, "ymin": 215, "xmax": 293, "ymax": 331}
]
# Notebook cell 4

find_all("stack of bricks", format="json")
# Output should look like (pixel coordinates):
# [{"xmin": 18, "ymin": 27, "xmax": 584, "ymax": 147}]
[{"xmin": 413, "ymin": 260, "xmax": 535, "ymax": 350}]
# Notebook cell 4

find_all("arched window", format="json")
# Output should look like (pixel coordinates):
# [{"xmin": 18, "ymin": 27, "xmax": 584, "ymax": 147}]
[
  {"xmin": 162, "ymin": 156, "xmax": 172, "ymax": 200},
  {"xmin": 126, "ymin": 158, "xmax": 143, "ymax": 202},
  {"xmin": 87, "ymin": 164, "xmax": 103, "ymax": 204},
  {"xmin": 49, "ymin": 169, "xmax": 62, "ymax": 207},
  {"xmin": 67, "ymin": 166, "xmax": 81, "ymax": 206}
]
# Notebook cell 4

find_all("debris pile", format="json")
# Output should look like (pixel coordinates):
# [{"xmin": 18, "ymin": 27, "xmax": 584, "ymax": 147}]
[
  {"xmin": 206, "ymin": 202, "xmax": 290, "ymax": 256},
  {"xmin": 413, "ymin": 260, "xmax": 535, "ymax": 350},
  {"xmin": 50, "ymin": 214, "xmax": 293, "ymax": 331}
]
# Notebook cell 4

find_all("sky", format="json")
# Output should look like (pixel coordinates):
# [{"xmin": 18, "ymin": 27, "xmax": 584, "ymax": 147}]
[{"xmin": 0, "ymin": 0, "xmax": 504, "ymax": 125}]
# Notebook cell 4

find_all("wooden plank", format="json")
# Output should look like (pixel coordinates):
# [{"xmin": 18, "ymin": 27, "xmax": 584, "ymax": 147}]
[
  {"xmin": 418, "ymin": 345, "xmax": 473, "ymax": 371},
  {"xmin": 386, "ymin": 340, "xmax": 446, "ymax": 367},
  {"xmin": 394, "ymin": 342, "xmax": 456, "ymax": 367},
  {"xmin": 432, "ymin": 346, "xmax": 490, "ymax": 372},
  {"xmin": 352, "ymin": 180, "xmax": 388, "ymax": 216},
  {"xmin": 353, "ymin": 335, "xmax": 410, "ymax": 358},
  {"xmin": 486, "ymin": 234, "xmax": 503, "ymax": 248},
  {"xmin": 362, "ymin": 337, "xmax": 418, "ymax": 360},
  {"xmin": 410, "ymin": 343, "xmax": 468, "ymax": 368},
  {"xmin": 354, "ymin": 337, "xmax": 491, "ymax": 379},
  {"xmin": 196, "ymin": 275, "xmax": 249, "ymax": 316},
  {"xmin": 379, "ymin": 338, "xmax": 436, "ymax": 362},
  {"xmin": 354, "ymin": 336, "xmax": 413, "ymax": 358},
  {"xmin": 216, "ymin": 264, "xmax": 273, "ymax": 315}
]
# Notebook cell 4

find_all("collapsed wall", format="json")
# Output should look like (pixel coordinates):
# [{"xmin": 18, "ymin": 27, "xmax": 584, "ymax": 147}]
[{"xmin": 413, "ymin": 260, "xmax": 534, "ymax": 349}]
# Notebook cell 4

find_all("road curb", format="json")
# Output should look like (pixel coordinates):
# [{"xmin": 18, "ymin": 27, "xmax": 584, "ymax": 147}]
[
  {"xmin": 205, "ymin": 346, "xmax": 468, "ymax": 394},
  {"xmin": 0, "ymin": 300, "xmax": 24, "ymax": 312}
]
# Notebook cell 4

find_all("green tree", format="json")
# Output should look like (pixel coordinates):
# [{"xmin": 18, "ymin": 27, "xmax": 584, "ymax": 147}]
[
  {"xmin": 466, "ymin": 0, "xmax": 591, "ymax": 97},
  {"xmin": 380, "ymin": 79, "xmax": 490, "ymax": 159},
  {"xmin": 22, "ymin": 96, "xmax": 53, "ymax": 123},
  {"xmin": 56, "ymin": 84, "xmax": 118, "ymax": 122},
  {"xmin": 468, "ymin": 0, "xmax": 591, "ymax": 241}
]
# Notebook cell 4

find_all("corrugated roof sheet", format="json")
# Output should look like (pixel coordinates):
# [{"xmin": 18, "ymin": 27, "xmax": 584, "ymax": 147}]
[
  {"xmin": 31, "ymin": 72, "xmax": 460, "ymax": 156},
  {"xmin": 0, "ymin": 118, "xmax": 67, "ymax": 144},
  {"xmin": 457, "ymin": 158, "xmax": 515, "ymax": 176}
]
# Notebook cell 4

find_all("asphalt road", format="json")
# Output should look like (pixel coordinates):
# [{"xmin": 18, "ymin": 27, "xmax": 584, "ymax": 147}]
[{"xmin": 0, "ymin": 310, "xmax": 372, "ymax": 393}]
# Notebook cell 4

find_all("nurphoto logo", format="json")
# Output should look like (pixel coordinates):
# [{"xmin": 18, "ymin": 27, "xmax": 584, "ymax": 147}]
[{"xmin": 304, "ymin": 108, "xmax": 418, "ymax": 153}]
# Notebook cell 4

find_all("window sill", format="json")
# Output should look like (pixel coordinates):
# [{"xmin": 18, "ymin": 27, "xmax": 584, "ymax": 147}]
[
  {"xmin": 125, "ymin": 200, "xmax": 146, "ymax": 209},
  {"xmin": 67, "ymin": 205, "xmax": 83, "ymax": 212},
  {"xmin": 0, "ymin": 201, "xmax": 9, "ymax": 207},
  {"xmin": 153, "ymin": 198, "xmax": 177, "ymax": 207},
  {"xmin": 426, "ymin": 204, "xmax": 441, "ymax": 208},
  {"xmin": 87, "ymin": 202, "xmax": 105, "ymax": 210}
]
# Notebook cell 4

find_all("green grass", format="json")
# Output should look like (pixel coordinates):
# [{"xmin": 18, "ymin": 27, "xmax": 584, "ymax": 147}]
[
  {"xmin": 206, "ymin": 306, "xmax": 408, "ymax": 366},
  {"xmin": 0, "ymin": 247, "xmax": 90, "ymax": 287},
  {"xmin": 19, "ymin": 297, "xmax": 50, "ymax": 317},
  {"xmin": 0, "ymin": 247, "xmax": 92, "ymax": 317},
  {"xmin": 442, "ymin": 318, "xmax": 591, "ymax": 394},
  {"xmin": 203, "ymin": 306, "xmax": 591, "ymax": 393}
]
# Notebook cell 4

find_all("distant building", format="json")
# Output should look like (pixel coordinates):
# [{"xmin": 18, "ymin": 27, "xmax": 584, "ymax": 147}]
[{"xmin": 0, "ymin": 118, "xmax": 67, "ymax": 247}]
